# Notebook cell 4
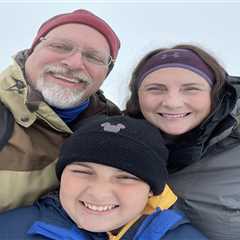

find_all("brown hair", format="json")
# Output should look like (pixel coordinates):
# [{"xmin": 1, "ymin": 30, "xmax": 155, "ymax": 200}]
[{"xmin": 125, "ymin": 44, "xmax": 226, "ymax": 118}]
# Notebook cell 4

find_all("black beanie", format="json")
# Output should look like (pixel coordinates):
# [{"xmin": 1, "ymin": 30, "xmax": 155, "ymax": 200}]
[{"xmin": 56, "ymin": 115, "xmax": 168, "ymax": 194}]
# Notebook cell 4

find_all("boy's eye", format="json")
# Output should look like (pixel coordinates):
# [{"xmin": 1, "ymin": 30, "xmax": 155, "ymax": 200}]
[
  {"xmin": 116, "ymin": 175, "xmax": 140, "ymax": 181},
  {"xmin": 71, "ymin": 170, "xmax": 93, "ymax": 175}
]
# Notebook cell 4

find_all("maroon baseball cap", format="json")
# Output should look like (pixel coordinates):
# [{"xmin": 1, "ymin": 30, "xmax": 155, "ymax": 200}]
[{"xmin": 29, "ymin": 9, "xmax": 120, "ymax": 60}]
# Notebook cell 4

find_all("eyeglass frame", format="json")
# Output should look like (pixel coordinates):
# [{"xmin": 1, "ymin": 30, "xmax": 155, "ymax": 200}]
[{"xmin": 39, "ymin": 37, "xmax": 114, "ymax": 66}]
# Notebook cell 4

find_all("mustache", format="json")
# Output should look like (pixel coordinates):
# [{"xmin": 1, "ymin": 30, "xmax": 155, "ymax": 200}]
[{"xmin": 43, "ymin": 64, "xmax": 92, "ymax": 84}]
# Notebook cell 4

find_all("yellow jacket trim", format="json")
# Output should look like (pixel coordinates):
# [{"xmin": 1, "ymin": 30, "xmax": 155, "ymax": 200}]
[{"xmin": 106, "ymin": 184, "xmax": 177, "ymax": 239}]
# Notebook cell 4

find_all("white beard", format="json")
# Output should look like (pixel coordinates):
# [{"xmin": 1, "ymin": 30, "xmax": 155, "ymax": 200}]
[
  {"xmin": 34, "ymin": 64, "xmax": 92, "ymax": 109},
  {"xmin": 36, "ymin": 78, "xmax": 86, "ymax": 108}
]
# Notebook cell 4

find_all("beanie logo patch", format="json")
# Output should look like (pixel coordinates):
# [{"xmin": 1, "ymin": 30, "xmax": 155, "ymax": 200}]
[{"xmin": 101, "ymin": 122, "xmax": 126, "ymax": 133}]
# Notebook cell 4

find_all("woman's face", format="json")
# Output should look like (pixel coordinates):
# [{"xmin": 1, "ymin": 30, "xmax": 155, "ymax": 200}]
[{"xmin": 138, "ymin": 67, "xmax": 212, "ymax": 136}]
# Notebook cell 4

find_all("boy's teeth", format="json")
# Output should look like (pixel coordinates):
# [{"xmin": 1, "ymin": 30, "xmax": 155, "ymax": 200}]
[
  {"xmin": 83, "ymin": 202, "xmax": 116, "ymax": 212},
  {"xmin": 161, "ymin": 113, "xmax": 187, "ymax": 118}
]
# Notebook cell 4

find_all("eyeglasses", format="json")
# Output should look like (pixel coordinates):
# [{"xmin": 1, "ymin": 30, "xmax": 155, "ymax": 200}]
[{"xmin": 39, "ymin": 37, "xmax": 114, "ymax": 66}]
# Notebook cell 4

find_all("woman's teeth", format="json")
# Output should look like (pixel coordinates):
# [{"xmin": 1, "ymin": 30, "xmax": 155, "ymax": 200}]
[{"xmin": 160, "ymin": 113, "xmax": 189, "ymax": 119}]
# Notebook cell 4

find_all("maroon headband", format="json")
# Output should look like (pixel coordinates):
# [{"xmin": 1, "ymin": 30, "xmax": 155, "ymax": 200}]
[{"xmin": 136, "ymin": 48, "xmax": 215, "ymax": 88}]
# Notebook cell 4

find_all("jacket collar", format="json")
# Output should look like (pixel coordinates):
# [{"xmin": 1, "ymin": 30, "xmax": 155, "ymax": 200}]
[
  {"xmin": 33, "ymin": 186, "xmax": 177, "ymax": 240},
  {"xmin": 107, "ymin": 185, "xmax": 177, "ymax": 239}
]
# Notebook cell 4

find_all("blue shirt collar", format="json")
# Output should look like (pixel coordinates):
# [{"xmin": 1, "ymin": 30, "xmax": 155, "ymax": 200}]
[{"xmin": 52, "ymin": 99, "xmax": 90, "ymax": 123}]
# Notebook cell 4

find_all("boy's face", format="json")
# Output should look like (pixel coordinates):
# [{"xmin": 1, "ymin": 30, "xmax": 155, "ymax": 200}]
[{"xmin": 60, "ymin": 162, "xmax": 151, "ymax": 232}]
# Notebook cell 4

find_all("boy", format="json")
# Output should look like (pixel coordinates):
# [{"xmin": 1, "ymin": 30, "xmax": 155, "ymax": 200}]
[{"xmin": 0, "ymin": 116, "xmax": 207, "ymax": 239}]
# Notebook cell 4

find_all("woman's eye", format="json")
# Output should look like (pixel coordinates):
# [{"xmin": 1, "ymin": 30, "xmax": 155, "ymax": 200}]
[
  {"xmin": 184, "ymin": 87, "xmax": 201, "ymax": 92},
  {"xmin": 146, "ymin": 87, "xmax": 166, "ymax": 92}
]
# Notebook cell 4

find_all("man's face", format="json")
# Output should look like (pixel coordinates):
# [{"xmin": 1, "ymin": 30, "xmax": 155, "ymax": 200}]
[
  {"xmin": 25, "ymin": 23, "xmax": 111, "ymax": 108},
  {"xmin": 60, "ymin": 162, "xmax": 151, "ymax": 232}
]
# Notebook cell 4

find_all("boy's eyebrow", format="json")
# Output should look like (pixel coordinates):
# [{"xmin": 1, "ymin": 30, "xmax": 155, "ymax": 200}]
[
  {"xmin": 114, "ymin": 168, "xmax": 137, "ymax": 176},
  {"xmin": 71, "ymin": 162, "xmax": 92, "ymax": 169},
  {"xmin": 72, "ymin": 163, "xmax": 127, "ymax": 172},
  {"xmin": 70, "ymin": 163, "xmax": 138, "ymax": 177},
  {"xmin": 115, "ymin": 168, "xmax": 129, "ymax": 173}
]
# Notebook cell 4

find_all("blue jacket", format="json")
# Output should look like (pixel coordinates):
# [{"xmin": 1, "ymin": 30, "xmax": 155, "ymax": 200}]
[{"xmin": 0, "ymin": 192, "xmax": 207, "ymax": 239}]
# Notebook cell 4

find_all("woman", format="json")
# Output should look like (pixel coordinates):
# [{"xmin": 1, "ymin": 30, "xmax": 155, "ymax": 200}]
[{"xmin": 125, "ymin": 44, "xmax": 240, "ymax": 240}]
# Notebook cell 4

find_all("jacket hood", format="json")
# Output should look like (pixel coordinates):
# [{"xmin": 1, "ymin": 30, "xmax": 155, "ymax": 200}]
[{"xmin": 14, "ymin": 49, "xmax": 29, "ymax": 71}]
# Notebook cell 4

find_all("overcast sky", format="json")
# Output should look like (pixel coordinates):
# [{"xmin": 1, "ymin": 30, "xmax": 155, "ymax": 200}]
[{"xmin": 1, "ymin": 1, "xmax": 240, "ymax": 109}]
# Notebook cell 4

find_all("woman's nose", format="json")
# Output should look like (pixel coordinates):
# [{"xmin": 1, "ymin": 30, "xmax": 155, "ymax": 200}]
[{"xmin": 161, "ymin": 91, "xmax": 184, "ymax": 109}]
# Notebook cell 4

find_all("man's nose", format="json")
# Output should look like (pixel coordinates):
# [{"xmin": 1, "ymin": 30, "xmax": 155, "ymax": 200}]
[{"xmin": 60, "ymin": 50, "xmax": 86, "ymax": 70}]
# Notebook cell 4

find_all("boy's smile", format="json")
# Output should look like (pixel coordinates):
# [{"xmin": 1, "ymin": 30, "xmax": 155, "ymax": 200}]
[
  {"xmin": 81, "ymin": 201, "xmax": 119, "ymax": 212},
  {"xmin": 59, "ymin": 162, "xmax": 151, "ymax": 232}
]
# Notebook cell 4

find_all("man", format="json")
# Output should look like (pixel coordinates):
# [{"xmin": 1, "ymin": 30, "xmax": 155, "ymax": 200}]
[{"xmin": 0, "ymin": 9, "xmax": 121, "ymax": 212}]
